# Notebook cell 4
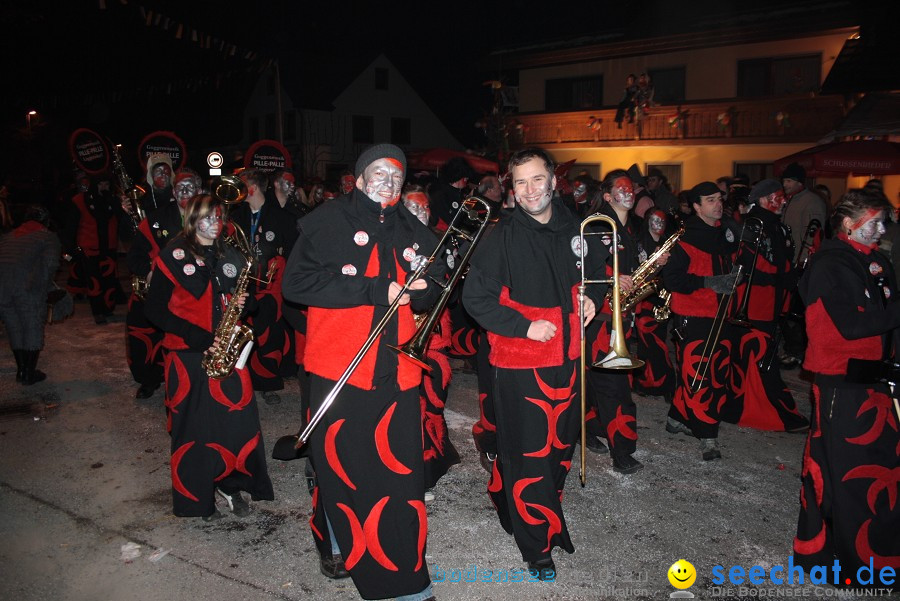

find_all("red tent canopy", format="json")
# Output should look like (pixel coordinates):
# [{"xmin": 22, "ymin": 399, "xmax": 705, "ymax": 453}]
[
  {"xmin": 407, "ymin": 148, "xmax": 500, "ymax": 175},
  {"xmin": 774, "ymin": 140, "xmax": 900, "ymax": 177}
]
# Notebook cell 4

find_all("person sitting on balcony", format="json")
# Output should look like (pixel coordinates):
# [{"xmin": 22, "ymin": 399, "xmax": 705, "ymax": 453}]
[
  {"xmin": 633, "ymin": 73, "xmax": 655, "ymax": 118},
  {"xmin": 614, "ymin": 74, "xmax": 638, "ymax": 128}
]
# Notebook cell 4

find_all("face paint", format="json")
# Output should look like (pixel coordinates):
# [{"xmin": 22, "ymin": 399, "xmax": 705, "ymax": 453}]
[
  {"xmin": 313, "ymin": 187, "xmax": 324, "ymax": 202},
  {"xmin": 278, "ymin": 176, "xmax": 295, "ymax": 196},
  {"xmin": 649, "ymin": 213, "xmax": 666, "ymax": 236},
  {"xmin": 362, "ymin": 158, "xmax": 404, "ymax": 205},
  {"xmin": 174, "ymin": 181, "xmax": 197, "ymax": 208},
  {"xmin": 152, "ymin": 164, "xmax": 172, "ymax": 190},
  {"xmin": 340, "ymin": 175, "xmax": 355, "ymax": 195},
  {"xmin": 849, "ymin": 210, "xmax": 886, "ymax": 246},
  {"xmin": 403, "ymin": 195, "xmax": 430, "ymax": 226},
  {"xmin": 574, "ymin": 182, "xmax": 587, "ymax": 203},
  {"xmin": 512, "ymin": 157, "xmax": 555, "ymax": 221},
  {"xmin": 610, "ymin": 177, "xmax": 634, "ymax": 209},
  {"xmin": 196, "ymin": 208, "xmax": 223, "ymax": 243},
  {"xmin": 761, "ymin": 190, "xmax": 786, "ymax": 215}
]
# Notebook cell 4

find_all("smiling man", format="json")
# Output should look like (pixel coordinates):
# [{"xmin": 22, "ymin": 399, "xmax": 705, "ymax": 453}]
[{"xmin": 463, "ymin": 147, "xmax": 606, "ymax": 580}]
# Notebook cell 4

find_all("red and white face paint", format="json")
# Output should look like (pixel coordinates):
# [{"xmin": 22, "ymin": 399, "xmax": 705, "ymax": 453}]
[
  {"xmin": 609, "ymin": 177, "xmax": 634, "ymax": 209},
  {"xmin": 340, "ymin": 174, "xmax": 355, "ymax": 195},
  {"xmin": 196, "ymin": 207, "xmax": 223, "ymax": 244},
  {"xmin": 360, "ymin": 158, "xmax": 404, "ymax": 205},
  {"xmin": 174, "ymin": 180, "xmax": 197, "ymax": 209},
  {"xmin": 152, "ymin": 164, "xmax": 172, "ymax": 190},
  {"xmin": 403, "ymin": 191, "xmax": 430, "ymax": 226},
  {"xmin": 648, "ymin": 211, "xmax": 667, "ymax": 236},
  {"xmin": 573, "ymin": 181, "xmax": 587, "ymax": 204},
  {"xmin": 278, "ymin": 174, "xmax": 295, "ymax": 196},
  {"xmin": 760, "ymin": 190, "xmax": 786, "ymax": 215},
  {"xmin": 849, "ymin": 209, "xmax": 886, "ymax": 247}
]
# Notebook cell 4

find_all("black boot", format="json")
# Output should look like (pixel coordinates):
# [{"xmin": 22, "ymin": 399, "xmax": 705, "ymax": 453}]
[
  {"xmin": 22, "ymin": 350, "xmax": 46, "ymax": 385},
  {"xmin": 13, "ymin": 349, "xmax": 26, "ymax": 382}
]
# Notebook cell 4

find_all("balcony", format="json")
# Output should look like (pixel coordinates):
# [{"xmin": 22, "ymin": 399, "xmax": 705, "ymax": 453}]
[{"xmin": 506, "ymin": 95, "xmax": 846, "ymax": 148}]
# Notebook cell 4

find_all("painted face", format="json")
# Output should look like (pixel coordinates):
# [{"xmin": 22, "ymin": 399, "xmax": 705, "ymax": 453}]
[
  {"xmin": 278, "ymin": 175, "xmax": 295, "ymax": 196},
  {"xmin": 609, "ymin": 177, "xmax": 634, "ymax": 209},
  {"xmin": 196, "ymin": 207, "xmax": 223, "ymax": 243},
  {"xmin": 649, "ymin": 212, "xmax": 666, "ymax": 236},
  {"xmin": 512, "ymin": 157, "xmax": 555, "ymax": 222},
  {"xmin": 360, "ymin": 158, "xmax": 405, "ymax": 205},
  {"xmin": 403, "ymin": 193, "xmax": 430, "ymax": 226},
  {"xmin": 849, "ymin": 210, "xmax": 886, "ymax": 246},
  {"xmin": 696, "ymin": 193, "xmax": 723, "ymax": 224},
  {"xmin": 573, "ymin": 182, "xmax": 587, "ymax": 203},
  {"xmin": 152, "ymin": 164, "xmax": 172, "ymax": 190},
  {"xmin": 760, "ymin": 190, "xmax": 786, "ymax": 215},
  {"xmin": 340, "ymin": 174, "xmax": 355, "ymax": 195},
  {"xmin": 174, "ymin": 180, "xmax": 197, "ymax": 208},
  {"xmin": 313, "ymin": 186, "xmax": 324, "ymax": 203}
]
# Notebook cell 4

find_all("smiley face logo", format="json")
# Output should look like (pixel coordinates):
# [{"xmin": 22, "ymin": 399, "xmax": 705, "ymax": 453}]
[{"xmin": 668, "ymin": 559, "xmax": 696, "ymax": 589}]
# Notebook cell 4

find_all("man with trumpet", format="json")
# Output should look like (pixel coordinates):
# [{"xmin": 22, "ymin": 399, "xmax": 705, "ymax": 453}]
[
  {"xmin": 281, "ymin": 143, "xmax": 445, "ymax": 601},
  {"xmin": 721, "ymin": 179, "xmax": 809, "ymax": 432},
  {"xmin": 463, "ymin": 147, "xmax": 606, "ymax": 580},
  {"xmin": 662, "ymin": 182, "xmax": 741, "ymax": 461}
]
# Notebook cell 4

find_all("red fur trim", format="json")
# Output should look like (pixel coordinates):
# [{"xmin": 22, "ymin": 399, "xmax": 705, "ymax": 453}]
[
  {"xmin": 803, "ymin": 298, "xmax": 881, "ymax": 374},
  {"xmin": 488, "ymin": 286, "xmax": 564, "ymax": 368}
]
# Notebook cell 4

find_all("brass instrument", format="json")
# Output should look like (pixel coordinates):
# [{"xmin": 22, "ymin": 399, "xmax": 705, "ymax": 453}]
[
  {"xmin": 653, "ymin": 289, "xmax": 672, "ymax": 321},
  {"xmin": 296, "ymin": 197, "xmax": 493, "ymax": 448},
  {"xmin": 131, "ymin": 275, "xmax": 149, "ymax": 300},
  {"xmin": 111, "ymin": 144, "xmax": 147, "ymax": 228},
  {"xmin": 578, "ymin": 214, "xmax": 644, "ymax": 486},
  {"xmin": 794, "ymin": 219, "xmax": 821, "ymax": 270},
  {"xmin": 389, "ymin": 197, "xmax": 493, "ymax": 369},
  {"xmin": 201, "ymin": 253, "xmax": 254, "ymax": 379},
  {"xmin": 616, "ymin": 222, "xmax": 685, "ymax": 314},
  {"xmin": 688, "ymin": 264, "xmax": 743, "ymax": 394},
  {"xmin": 728, "ymin": 217, "xmax": 765, "ymax": 328},
  {"xmin": 213, "ymin": 175, "xmax": 277, "ymax": 286}
]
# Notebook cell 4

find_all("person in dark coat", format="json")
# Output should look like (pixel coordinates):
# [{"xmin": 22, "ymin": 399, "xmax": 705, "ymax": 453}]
[{"xmin": 0, "ymin": 205, "xmax": 60, "ymax": 384}]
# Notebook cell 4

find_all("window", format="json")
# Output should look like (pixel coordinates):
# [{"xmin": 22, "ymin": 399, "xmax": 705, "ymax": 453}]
[
  {"xmin": 375, "ymin": 68, "xmax": 389, "ymax": 91},
  {"xmin": 391, "ymin": 117, "xmax": 411, "ymax": 145},
  {"xmin": 352, "ymin": 115, "xmax": 374, "ymax": 144},
  {"xmin": 248, "ymin": 117, "xmax": 259, "ymax": 142},
  {"xmin": 647, "ymin": 67, "xmax": 686, "ymax": 104},
  {"xmin": 265, "ymin": 113, "xmax": 276, "ymax": 139},
  {"xmin": 644, "ymin": 163, "xmax": 682, "ymax": 194},
  {"xmin": 733, "ymin": 162, "xmax": 774, "ymax": 185},
  {"xmin": 545, "ymin": 75, "xmax": 603, "ymax": 111},
  {"xmin": 284, "ymin": 111, "xmax": 296, "ymax": 141},
  {"xmin": 570, "ymin": 163, "xmax": 601, "ymax": 182},
  {"xmin": 737, "ymin": 54, "xmax": 821, "ymax": 97}
]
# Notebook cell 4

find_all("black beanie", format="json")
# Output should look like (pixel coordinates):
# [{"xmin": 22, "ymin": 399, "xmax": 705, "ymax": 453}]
[
  {"xmin": 689, "ymin": 181, "xmax": 721, "ymax": 205},
  {"xmin": 355, "ymin": 143, "xmax": 407, "ymax": 178},
  {"xmin": 781, "ymin": 162, "xmax": 806, "ymax": 182}
]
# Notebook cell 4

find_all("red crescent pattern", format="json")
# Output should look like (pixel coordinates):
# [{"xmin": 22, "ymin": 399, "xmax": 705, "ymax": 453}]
[
  {"xmin": 170, "ymin": 441, "xmax": 199, "ymax": 501},
  {"xmin": 325, "ymin": 419, "xmax": 356, "ymax": 490},
  {"xmin": 375, "ymin": 402, "xmax": 413, "ymax": 475}
]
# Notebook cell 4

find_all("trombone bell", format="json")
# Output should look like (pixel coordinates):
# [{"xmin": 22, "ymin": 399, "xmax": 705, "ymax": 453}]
[{"xmin": 214, "ymin": 175, "xmax": 248, "ymax": 204}]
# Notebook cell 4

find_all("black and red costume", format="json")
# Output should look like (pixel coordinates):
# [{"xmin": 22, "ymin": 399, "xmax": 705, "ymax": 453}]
[
  {"xmin": 230, "ymin": 197, "xmax": 300, "ymax": 392},
  {"xmin": 662, "ymin": 215, "xmax": 739, "ymax": 439},
  {"xmin": 723, "ymin": 206, "xmax": 808, "ymax": 431},
  {"xmin": 63, "ymin": 188, "xmax": 121, "ymax": 319},
  {"xmin": 585, "ymin": 202, "xmax": 641, "ymax": 457},
  {"xmin": 634, "ymin": 220, "xmax": 676, "ymax": 400},
  {"xmin": 420, "ymin": 308, "xmax": 461, "ymax": 489},
  {"xmin": 462, "ymin": 196, "xmax": 607, "ymax": 564},
  {"xmin": 281, "ymin": 189, "xmax": 444, "ymax": 600},
  {"xmin": 144, "ymin": 237, "xmax": 274, "ymax": 518},
  {"xmin": 793, "ymin": 234, "xmax": 900, "ymax": 577},
  {"xmin": 125, "ymin": 202, "xmax": 183, "ymax": 390}
]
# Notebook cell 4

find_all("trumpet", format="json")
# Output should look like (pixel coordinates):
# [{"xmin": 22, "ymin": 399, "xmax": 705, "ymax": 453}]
[
  {"xmin": 578, "ymin": 213, "xmax": 644, "ymax": 486},
  {"xmin": 296, "ymin": 196, "xmax": 493, "ymax": 447}
]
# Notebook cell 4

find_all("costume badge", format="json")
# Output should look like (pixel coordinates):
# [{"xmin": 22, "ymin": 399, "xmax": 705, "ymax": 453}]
[
  {"xmin": 162, "ymin": 229, "xmax": 168, "ymax": 237},
  {"xmin": 403, "ymin": 247, "xmax": 416, "ymax": 262},
  {"xmin": 152, "ymin": 222, "xmax": 160, "ymax": 229},
  {"xmin": 172, "ymin": 248, "xmax": 185, "ymax": 260},
  {"xmin": 413, "ymin": 243, "xmax": 419, "ymax": 251},
  {"xmin": 341, "ymin": 264, "xmax": 357, "ymax": 276},
  {"xmin": 571, "ymin": 235, "xmax": 587, "ymax": 257},
  {"xmin": 222, "ymin": 263, "xmax": 237, "ymax": 278},
  {"xmin": 411, "ymin": 255, "xmax": 429, "ymax": 271},
  {"xmin": 354, "ymin": 231, "xmax": 369, "ymax": 246},
  {"xmin": 265, "ymin": 230, "xmax": 275, "ymax": 242},
  {"xmin": 725, "ymin": 228, "xmax": 735, "ymax": 243},
  {"xmin": 869, "ymin": 262, "xmax": 883, "ymax": 276},
  {"xmin": 452, "ymin": 201, "xmax": 459, "ymax": 210},
  {"xmin": 446, "ymin": 254, "xmax": 455, "ymax": 269},
  {"xmin": 638, "ymin": 248, "xmax": 648, "ymax": 263},
  {"xmin": 183, "ymin": 264, "xmax": 196, "ymax": 276},
  {"xmin": 884, "ymin": 286, "xmax": 891, "ymax": 299},
  {"xmin": 865, "ymin": 289, "xmax": 870, "ymax": 298},
  {"xmin": 196, "ymin": 259, "xmax": 205, "ymax": 267}
]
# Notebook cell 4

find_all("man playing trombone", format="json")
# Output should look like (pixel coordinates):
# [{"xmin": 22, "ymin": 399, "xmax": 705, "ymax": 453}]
[
  {"xmin": 662, "ymin": 182, "xmax": 741, "ymax": 460},
  {"xmin": 281, "ymin": 143, "xmax": 444, "ymax": 601},
  {"xmin": 463, "ymin": 147, "xmax": 606, "ymax": 580}
]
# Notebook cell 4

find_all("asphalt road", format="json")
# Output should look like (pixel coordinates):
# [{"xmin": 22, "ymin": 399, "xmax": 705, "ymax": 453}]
[{"xmin": 1, "ymin": 285, "xmax": 897, "ymax": 601}]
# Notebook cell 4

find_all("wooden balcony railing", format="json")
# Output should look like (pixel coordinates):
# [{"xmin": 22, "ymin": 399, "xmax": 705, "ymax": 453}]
[{"xmin": 506, "ymin": 95, "xmax": 846, "ymax": 147}]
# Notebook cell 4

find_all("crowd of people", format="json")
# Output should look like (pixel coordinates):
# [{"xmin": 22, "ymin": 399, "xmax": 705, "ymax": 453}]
[{"xmin": 0, "ymin": 142, "xmax": 898, "ymax": 600}]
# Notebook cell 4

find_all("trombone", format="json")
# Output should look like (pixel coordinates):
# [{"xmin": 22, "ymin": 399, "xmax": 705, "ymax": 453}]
[
  {"xmin": 727, "ymin": 217, "xmax": 764, "ymax": 328},
  {"xmin": 794, "ymin": 219, "xmax": 822, "ymax": 270},
  {"xmin": 688, "ymin": 264, "xmax": 742, "ymax": 394},
  {"xmin": 296, "ymin": 196, "xmax": 493, "ymax": 447},
  {"xmin": 578, "ymin": 214, "xmax": 644, "ymax": 486}
]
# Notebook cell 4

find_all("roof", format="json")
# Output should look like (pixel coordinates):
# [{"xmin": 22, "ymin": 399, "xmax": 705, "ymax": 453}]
[{"xmin": 820, "ymin": 92, "xmax": 900, "ymax": 142}]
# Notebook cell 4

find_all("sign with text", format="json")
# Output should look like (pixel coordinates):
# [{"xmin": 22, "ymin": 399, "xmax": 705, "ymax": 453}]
[
  {"xmin": 245, "ymin": 139, "xmax": 292, "ymax": 173},
  {"xmin": 138, "ymin": 131, "xmax": 187, "ymax": 172},
  {"xmin": 68, "ymin": 128, "xmax": 110, "ymax": 175}
]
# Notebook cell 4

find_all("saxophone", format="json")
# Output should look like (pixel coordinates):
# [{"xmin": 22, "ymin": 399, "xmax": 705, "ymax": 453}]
[
  {"xmin": 111, "ymin": 144, "xmax": 147, "ymax": 229},
  {"xmin": 616, "ymin": 222, "xmax": 685, "ymax": 314},
  {"xmin": 201, "ymin": 255, "xmax": 255, "ymax": 379}
]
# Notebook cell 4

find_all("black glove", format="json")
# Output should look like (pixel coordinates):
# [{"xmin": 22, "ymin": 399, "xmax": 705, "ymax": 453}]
[{"xmin": 704, "ymin": 272, "xmax": 740, "ymax": 294}]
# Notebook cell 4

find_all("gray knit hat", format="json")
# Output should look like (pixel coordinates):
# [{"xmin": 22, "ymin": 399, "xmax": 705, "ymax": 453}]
[
  {"xmin": 355, "ymin": 143, "xmax": 407, "ymax": 178},
  {"xmin": 748, "ymin": 178, "xmax": 783, "ymax": 202}
]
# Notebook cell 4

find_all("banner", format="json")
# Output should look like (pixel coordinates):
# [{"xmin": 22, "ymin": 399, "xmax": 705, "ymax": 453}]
[
  {"xmin": 244, "ymin": 139, "xmax": 291, "ymax": 173},
  {"xmin": 68, "ymin": 128, "xmax": 110, "ymax": 175},
  {"xmin": 138, "ymin": 131, "xmax": 187, "ymax": 171}
]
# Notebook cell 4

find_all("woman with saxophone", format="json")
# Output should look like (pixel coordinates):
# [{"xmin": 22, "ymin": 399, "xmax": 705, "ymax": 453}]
[{"xmin": 144, "ymin": 194, "xmax": 274, "ymax": 521}]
